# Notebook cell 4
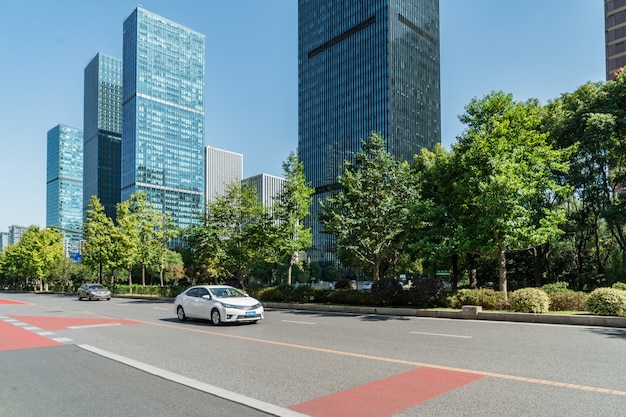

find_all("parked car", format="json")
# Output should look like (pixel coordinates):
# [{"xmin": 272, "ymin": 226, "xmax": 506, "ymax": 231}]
[
  {"xmin": 174, "ymin": 285, "xmax": 264, "ymax": 325},
  {"xmin": 77, "ymin": 283, "xmax": 111, "ymax": 301}
]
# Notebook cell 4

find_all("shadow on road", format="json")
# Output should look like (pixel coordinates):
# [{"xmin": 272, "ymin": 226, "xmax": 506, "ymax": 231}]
[{"xmin": 589, "ymin": 327, "xmax": 626, "ymax": 340}]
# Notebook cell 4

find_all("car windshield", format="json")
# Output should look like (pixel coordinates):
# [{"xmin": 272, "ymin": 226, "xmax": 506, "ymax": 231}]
[
  {"xmin": 210, "ymin": 287, "xmax": 246, "ymax": 298},
  {"xmin": 89, "ymin": 285, "xmax": 106, "ymax": 290}
]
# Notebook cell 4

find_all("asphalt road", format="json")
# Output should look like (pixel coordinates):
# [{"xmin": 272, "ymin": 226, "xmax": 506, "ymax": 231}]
[{"xmin": 1, "ymin": 292, "xmax": 625, "ymax": 417}]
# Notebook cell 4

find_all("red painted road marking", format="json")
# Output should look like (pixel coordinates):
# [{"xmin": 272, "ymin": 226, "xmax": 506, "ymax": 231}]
[
  {"xmin": 0, "ymin": 320, "xmax": 60, "ymax": 352},
  {"xmin": 0, "ymin": 298, "xmax": 27, "ymax": 305},
  {"xmin": 8, "ymin": 316, "xmax": 140, "ymax": 331},
  {"xmin": 290, "ymin": 367, "xmax": 484, "ymax": 417}
]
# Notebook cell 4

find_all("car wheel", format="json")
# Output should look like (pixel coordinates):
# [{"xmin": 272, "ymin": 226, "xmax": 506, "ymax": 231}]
[
  {"xmin": 210, "ymin": 309, "xmax": 221, "ymax": 326},
  {"xmin": 177, "ymin": 306, "xmax": 187, "ymax": 321},
  {"xmin": 77, "ymin": 293, "xmax": 82, "ymax": 300}
]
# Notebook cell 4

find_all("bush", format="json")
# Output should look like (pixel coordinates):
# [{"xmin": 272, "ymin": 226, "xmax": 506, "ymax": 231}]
[
  {"xmin": 540, "ymin": 282, "xmax": 573, "ymax": 295},
  {"xmin": 255, "ymin": 285, "xmax": 294, "ymax": 302},
  {"xmin": 334, "ymin": 278, "xmax": 353, "ymax": 289},
  {"xmin": 408, "ymin": 276, "xmax": 445, "ymax": 308},
  {"xmin": 370, "ymin": 279, "xmax": 403, "ymax": 306},
  {"xmin": 446, "ymin": 288, "xmax": 508, "ymax": 310},
  {"xmin": 327, "ymin": 289, "xmax": 370, "ymax": 305},
  {"xmin": 548, "ymin": 292, "xmax": 589, "ymax": 312},
  {"xmin": 510, "ymin": 288, "xmax": 550, "ymax": 313},
  {"xmin": 612, "ymin": 282, "xmax": 626, "ymax": 291},
  {"xmin": 586, "ymin": 288, "xmax": 626, "ymax": 316}
]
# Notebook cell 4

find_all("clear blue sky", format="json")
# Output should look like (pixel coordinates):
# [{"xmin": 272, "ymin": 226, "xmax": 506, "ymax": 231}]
[{"xmin": 0, "ymin": 0, "xmax": 605, "ymax": 233}]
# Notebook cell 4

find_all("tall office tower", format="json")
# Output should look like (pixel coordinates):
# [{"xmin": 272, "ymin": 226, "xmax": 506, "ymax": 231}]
[
  {"xmin": 204, "ymin": 146, "xmax": 243, "ymax": 204},
  {"xmin": 84, "ymin": 53, "xmax": 122, "ymax": 221},
  {"xmin": 46, "ymin": 125, "xmax": 84, "ymax": 255},
  {"xmin": 8, "ymin": 225, "xmax": 27, "ymax": 246},
  {"xmin": 0, "ymin": 232, "xmax": 8, "ymax": 251},
  {"xmin": 298, "ymin": 0, "xmax": 441, "ymax": 262},
  {"xmin": 605, "ymin": 0, "xmax": 626, "ymax": 80},
  {"xmin": 243, "ymin": 173, "xmax": 286, "ymax": 214},
  {"xmin": 122, "ymin": 7, "xmax": 205, "ymax": 232}
]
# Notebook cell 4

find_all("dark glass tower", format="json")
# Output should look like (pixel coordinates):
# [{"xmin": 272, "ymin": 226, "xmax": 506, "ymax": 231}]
[
  {"xmin": 84, "ymin": 53, "xmax": 122, "ymax": 221},
  {"xmin": 122, "ymin": 7, "xmax": 205, "ymax": 231},
  {"xmin": 605, "ymin": 0, "xmax": 626, "ymax": 80},
  {"xmin": 298, "ymin": 0, "xmax": 441, "ymax": 262}
]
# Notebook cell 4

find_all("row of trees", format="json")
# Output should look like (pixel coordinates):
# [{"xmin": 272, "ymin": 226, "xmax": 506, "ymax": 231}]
[
  {"xmin": 323, "ymin": 73, "xmax": 626, "ymax": 296},
  {"xmin": 2, "ymin": 74, "xmax": 626, "ymax": 294}
]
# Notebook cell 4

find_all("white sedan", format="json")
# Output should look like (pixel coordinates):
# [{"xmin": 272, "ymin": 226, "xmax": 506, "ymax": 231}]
[{"xmin": 174, "ymin": 285, "xmax": 264, "ymax": 325}]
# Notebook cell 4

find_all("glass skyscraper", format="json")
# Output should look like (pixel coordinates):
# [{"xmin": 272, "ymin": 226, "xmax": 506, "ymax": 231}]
[
  {"xmin": 605, "ymin": 0, "xmax": 626, "ymax": 80},
  {"xmin": 84, "ymin": 53, "xmax": 122, "ymax": 221},
  {"xmin": 47, "ymin": 124, "xmax": 84, "ymax": 255},
  {"xmin": 298, "ymin": 0, "xmax": 441, "ymax": 262},
  {"xmin": 122, "ymin": 7, "xmax": 205, "ymax": 231}
]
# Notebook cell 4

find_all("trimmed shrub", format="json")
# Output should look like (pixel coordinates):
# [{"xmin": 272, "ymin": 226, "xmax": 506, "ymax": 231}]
[
  {"xmin": 334, "ymin": 278, "xmax": 353, "ymax": 289},
  {"xmin": 255, "ymin": 285, "xmax": 294, "ymax": 302},
  {"xmin": 408, "ymin": 276, "xmax": 445, "ymax": 308},
  {"xmin": 540, "ymin": 282, "xmax": 573, "ymax": 295},
  {"xmin": 612, "ymin": 282, "xmax": 626, "ymax": 291},
  {"xmin": 327, "ymin": 289, "xmax": 370, "ymax": 305},
  {"xmin": 510, "ymin": 288, "xmax": 550, "ymax": 313},
  {"xmin": 447, "ymin": 288, "xmax": 508, "ymax": 310},
  {"xmin": 370, "ymin": 279, "xmax": 403, "ymax": 306},
  {"xmin": 586, "ymin": 288, "xmax": 626, "ymax": 316},
  {"xmin": 548, "ymin": 292, "xmax": 589, "ymax": 312}
]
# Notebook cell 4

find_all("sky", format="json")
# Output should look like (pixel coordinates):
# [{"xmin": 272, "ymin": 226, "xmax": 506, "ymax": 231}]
[{"xmin": 0, "ymin": 0, "xmax": 606, "ymax": 233}]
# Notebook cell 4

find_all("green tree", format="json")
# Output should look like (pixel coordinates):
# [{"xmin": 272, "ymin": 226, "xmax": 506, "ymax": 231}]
[
  {"xmin": 319, "ymin": 133, "xmax": 422, "ymax": 281},
  {"xmin": 1, "ymin": 227, "xmax": 64, "ymax": 290},
  {"xmin": 187, "ymin": 183, "xmax": 270, "ymax": 285},
  {"xmin": 83, "ymin": 196, "xmax": 118, "ymax": 284},
  {"xmin": 116, "ymin": 197, "xmax": 141, "ymax": 286},
  {"xmin": 270, "ymin": 152, "xmax": 313, "ymax": 284},
  {"xmin": 453, "ymin": 91, "xmax": 571, "ymax": 297}
]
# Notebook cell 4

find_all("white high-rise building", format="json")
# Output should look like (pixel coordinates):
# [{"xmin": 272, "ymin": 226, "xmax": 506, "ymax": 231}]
[{"xmin": 204, "ymin": 146, "xmax": 243, "ymax": 205}]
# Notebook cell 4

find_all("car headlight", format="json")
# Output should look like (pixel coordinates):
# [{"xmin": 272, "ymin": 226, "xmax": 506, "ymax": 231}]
[{"xmin": 220, "ymin": 302, "xmax": 240, "ymax": 309}]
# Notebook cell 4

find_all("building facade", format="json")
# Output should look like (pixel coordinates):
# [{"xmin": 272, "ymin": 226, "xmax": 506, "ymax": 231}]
[
  {"xmin": 7, "ymin": 226, "xmax": 27, "ymax": 246},
  {"xmin": 122, "ymin": 7, "xmax": 205, "ymax": 231},
  {"xmin": 204, "ymin": 146, "xmax": 243, "ymax": 205},
  {"xmin": 605, "ymin": 0, "xmax": 626, "ymax": 80},
  {"xmin": 46, "ymin": 124, "xmax": 84, "ymax": 254},
  {"xmin": 243, "ymin": 173, "xmax": 286, "ymax": 213},
  {"xmin": 298, "ymin": 0, "xmax": 440, "ymax": 262},
  {"xmin": 84, "ymin": 53, "xmax": 123, "ymax": 221}
]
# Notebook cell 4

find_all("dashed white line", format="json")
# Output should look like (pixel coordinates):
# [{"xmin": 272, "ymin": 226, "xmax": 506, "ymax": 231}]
[
  {"xmin": 68, "ymin": 323, "xmax": 122, "ymax": 330},
  {"xmin": 282, "ymin": 320, "xmax": 316, "ymax": 325},
  {"xmin": 411, "ymin": 331, "xmax": 472, "ymax": 339}
]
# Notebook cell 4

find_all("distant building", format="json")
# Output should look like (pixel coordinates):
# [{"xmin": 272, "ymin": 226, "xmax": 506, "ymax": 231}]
[
  {"xmin": 46, "ymin": 125, "xmax": 83, "ymax": 254},
  {"xmin": 298, "ymin": 0, "xmax": 441, "ymax": 262},
  {"xmin": 8, "ymin": 225, "xmax": 27, "ymax": 246},
  {"xmin": 204, "ymin": 146, "xmax": 243, "ymax": 205},
  {"xmin": 243, "ymin": 173, "xmax": 285, "ymax": 213},
  {"xmin": 0, "ymin": 232, "xmax": 8, "ymax": 251},
  {"xmin": 83, "ymin": 53, "xmax": 122, "ymax": 221},
  {"xmin": 605, "ymin": 0, "xmax": 626, "ymax": 80},
  {"xmin": 122, "ymin": 7, "xmax": 205, "ymax": 232}
]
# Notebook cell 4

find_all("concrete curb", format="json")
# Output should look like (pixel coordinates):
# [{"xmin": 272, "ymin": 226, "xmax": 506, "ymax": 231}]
[{"xmin": 263, "ymin": 302, "xmax": 626, "ymax": 328}]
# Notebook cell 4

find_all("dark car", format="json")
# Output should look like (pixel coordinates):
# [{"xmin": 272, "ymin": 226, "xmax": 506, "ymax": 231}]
[{"xmin": 77, "ymin": 283, "xmax": 111, "ymax": 301}]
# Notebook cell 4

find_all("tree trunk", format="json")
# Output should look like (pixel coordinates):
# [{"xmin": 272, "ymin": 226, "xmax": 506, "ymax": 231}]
[
  {"xmin": 466, "ymin": 253, "xmax": 477, "ymax": 289},
  {"xmin": 142, "ymin": 265, "xmax": 146, "ymax": 286},
  {"xmin": 498, "ymin": 242, "xmax": 508, "ymax": 301},
  {"xmin": 450, "ymin": 253, "xmax": 459, "ymax": 292},
  {"xmin": 287, "ymin": 261, "xmax": 292, "ymax": 285},
  {"xmin": 533, "ymin": 246, "xmax": 543, "ymax": 287}
]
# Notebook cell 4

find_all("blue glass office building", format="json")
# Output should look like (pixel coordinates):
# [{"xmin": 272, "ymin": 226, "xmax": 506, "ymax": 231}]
[
  {"xmin": 84, "ymin": 53, "xmax": 122, "ymax": 221},
  {"xmin": 47, "ymin": 124, "xmax": 84, "ymax": 254},
  {"xmin": 298, "ymin": 0, "xmax": 440, "ymax": 262},
  {"xmin": 122, "ymin": 7, "xmax": 205, "ymax": 230}
]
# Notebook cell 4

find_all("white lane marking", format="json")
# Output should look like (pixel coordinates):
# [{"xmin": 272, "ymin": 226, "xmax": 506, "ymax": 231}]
[
  {"xmin": 153, "ymin": 307, "xmax": 170, "ymax": 311},
  {"xmin": 282, "ymin": 320, "xmax": 316, "ymax": 325},
  {"xmin": 68, "ymin": 323, "xmax": 122, "ymax": 330},
  {"xmin": 78, "ymin": 344, "xmax": 309, "ymax": 417},
  {"xmin": 37, "ymin": 331, "xmax": 55, "ymax": 336},
  {"xmin": 52, "ymin": 337, "xmax": 74, "ymax": 343},
  {"xmin": 411, "ymin": 331, "xmax": 472, "ymax": 339}
]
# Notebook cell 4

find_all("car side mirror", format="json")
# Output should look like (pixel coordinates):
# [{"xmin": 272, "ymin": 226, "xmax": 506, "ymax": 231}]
[{"xmin": 202, "ymin": 295, "xmax": 212, "ymax": 300}]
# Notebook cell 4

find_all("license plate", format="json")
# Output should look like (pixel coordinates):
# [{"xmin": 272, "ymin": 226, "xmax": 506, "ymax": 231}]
[{"xmin": 245, "ymin": 311, "xmax": 256, "ymax": 317}]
